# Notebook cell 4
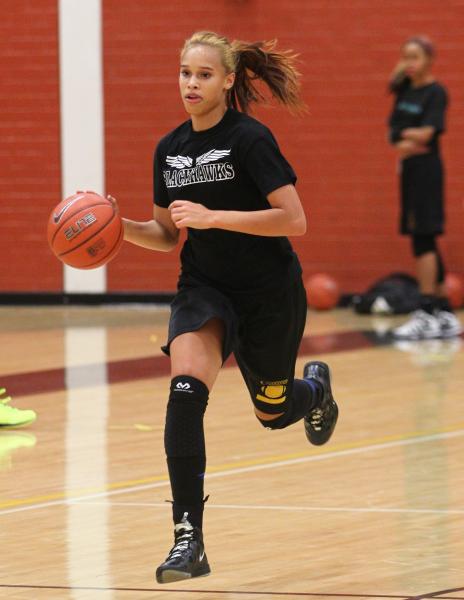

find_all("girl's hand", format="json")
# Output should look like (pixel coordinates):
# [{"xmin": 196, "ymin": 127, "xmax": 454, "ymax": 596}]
[
  {"xmin": 391, "ymin": 59, "xmax": 407, "ymax": 78},
  {"xmin": 395, "ymin": 139, "xmax": 430, "ymax": 159},
  {"xmin": 169, "ymin": 200, "xmax": 214, "ymax": 229},
  {"xmin": 107, "ymin": 194, "xmax": 119, "ymax": 215}
]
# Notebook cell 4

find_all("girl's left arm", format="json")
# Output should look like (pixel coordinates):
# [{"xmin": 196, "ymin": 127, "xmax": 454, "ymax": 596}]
[
  {"xmin": 400, "ymin": 126, "xmax": 435, "ymax": 144},
  {"xmin": 169, "ymin": 184, "xmax": 307, "ymax": 237}
]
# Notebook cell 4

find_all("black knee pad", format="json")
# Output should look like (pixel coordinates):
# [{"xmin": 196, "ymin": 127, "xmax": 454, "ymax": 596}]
[
  {"xmin": 412, "ymin": 234, "xmax": 437, "ymax": 257},
  {"xmin": 164, "ymin": 375, "xmax": 209, "ymax": 457}
]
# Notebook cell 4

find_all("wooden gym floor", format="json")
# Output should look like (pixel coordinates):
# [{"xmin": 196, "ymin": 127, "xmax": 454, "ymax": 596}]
[{"xmin": 0, "ymin": 305, "xmax": 463, "ymax": 600}]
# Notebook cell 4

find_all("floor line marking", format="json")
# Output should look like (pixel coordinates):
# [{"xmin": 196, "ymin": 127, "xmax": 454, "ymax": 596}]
[
  {"xmin": 0, "ymin": 426, "xmax": 463, "ymax": 515},
  {"xmin": 69, "ymin": 501, "xmax": 464, "ymax": 516},
  {"xmin": 0, "ymin": 583, "xmax": 411, "ymax": 598}
]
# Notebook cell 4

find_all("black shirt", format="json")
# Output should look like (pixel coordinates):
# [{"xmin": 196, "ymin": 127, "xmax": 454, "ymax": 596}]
[
  {"xmin": 153, "ymin": 108, "xmax": 301, "ymax": 294},
  {"xmin": 388, "ymin": 82, "xmax": 448, "ymax": 153}
]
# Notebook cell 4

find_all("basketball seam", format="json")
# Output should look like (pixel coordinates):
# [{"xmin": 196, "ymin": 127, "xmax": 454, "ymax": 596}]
[
  {"xmin": 58, "ymin": 210, "xmax": 119, "ymax": 259},
  {"xmin": 76, "ymin": 219, "xmax": 124, "ymax": 269},
  {"xmin": 51, "ymin": 201, "xmax": 112, "ymax": 247}
]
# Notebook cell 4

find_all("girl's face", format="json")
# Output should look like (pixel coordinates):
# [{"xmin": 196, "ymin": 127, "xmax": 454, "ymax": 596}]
[
  {"xmin": 179, "ymin": 45, "xmax": 235, "ymax": 117},
  {"xmin": 401, "ymin": 42, "xmax": 432, "ymax": 80}
]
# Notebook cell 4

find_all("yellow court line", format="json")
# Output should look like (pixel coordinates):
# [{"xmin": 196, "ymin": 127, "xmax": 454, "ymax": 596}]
[{"xmin": 1, "ymin": 423, "xmax": 463, "ymax": 511}]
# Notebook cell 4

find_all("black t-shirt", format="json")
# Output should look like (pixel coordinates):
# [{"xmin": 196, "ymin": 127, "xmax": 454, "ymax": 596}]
[
  {"xmin": 153, "ymin": 108, "xmax": 301, "ymax": 294},
  {"xmin": 388, "ymin": 82, "xmax": 447, "ymax": 153}
]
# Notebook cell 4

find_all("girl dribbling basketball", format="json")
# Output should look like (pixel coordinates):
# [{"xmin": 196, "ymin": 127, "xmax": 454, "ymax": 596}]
[{"xmin": 116, "ymin": 31, "xmax": 339, "ymax": 583}]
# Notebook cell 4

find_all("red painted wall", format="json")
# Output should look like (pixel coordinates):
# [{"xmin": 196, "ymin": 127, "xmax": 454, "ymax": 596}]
[
  {"xmin": 0, "ymin": 0, "xmax": 62, "ymax": 291},
  {"xmin": 1, "ymin": 2, "xmax": 463, "ymax": 293},
  {"xmin": 104, "ymin": 0, "xmax": 464, "ymax": 293}
]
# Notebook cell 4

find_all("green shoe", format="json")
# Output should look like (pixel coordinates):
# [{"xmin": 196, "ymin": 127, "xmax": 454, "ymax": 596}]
[{"xmin": 0, "ymin": 389, "xmax": 37, "ymax": 428}]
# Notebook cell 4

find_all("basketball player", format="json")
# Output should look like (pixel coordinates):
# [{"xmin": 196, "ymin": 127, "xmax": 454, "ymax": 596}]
[
  {"xmin": 388, "ymin": 36, "xmax": 462, "ymax": 340},
  {"xmin": 118, "ymin": 31, "xmax": 339, "ymax": 583},
  {"xmin": 0, "ymin": 388, "xmax": 36, "ymax": 428}
]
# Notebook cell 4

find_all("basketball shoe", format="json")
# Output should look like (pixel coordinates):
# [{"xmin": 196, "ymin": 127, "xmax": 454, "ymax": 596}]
[
  {"xmin": 156, "ymin": 513, "xmax": 210, "ymax": 584},
  {"xmin": 391, "ymin": 310, "xmax": 441, "ymax": 340},
  {"xmin": 0, "ymin": 389, "xmax": 37, "ymax": 428},
  {"xmin": 303, "ymin": 361, "xmax": 339, "ymax": 446},
  {"xmin": 435, "ymin": 310, "xmax": 462, "ymax": 338}
]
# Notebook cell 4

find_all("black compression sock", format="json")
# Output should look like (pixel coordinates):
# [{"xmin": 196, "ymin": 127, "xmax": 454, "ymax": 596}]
[
  {"xmin": 419, "ymin": 294, "xmax": 439, "ymax": 315},
  {"xmin": 437, "ymin": 297, "xmax": 454, "ymax": 313},
  {"xmin": 165, "ymin": 375, "xmax": 209, "ymax": 529}
]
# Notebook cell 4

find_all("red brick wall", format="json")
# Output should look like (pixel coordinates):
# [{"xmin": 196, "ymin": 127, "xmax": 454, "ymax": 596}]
[
  {"xmin": 104, "ymin": 0, "xmax": 464, "ymax": 293},
  {"xmin": 0, "ymin": 0, "xmax": 62, "ymax": 291},
  {"xmin": 2, "ymin": 1, "xmax": 463, "ymax": 293}
]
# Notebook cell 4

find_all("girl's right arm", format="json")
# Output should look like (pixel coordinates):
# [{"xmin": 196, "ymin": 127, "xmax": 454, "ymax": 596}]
[
  {"xmin": 122, "ymin": 205, "xmax": 180, "ymax": 252},
  {"xmin": 394, "ymin": 139, "xmax": 430, "ymax": 159}
]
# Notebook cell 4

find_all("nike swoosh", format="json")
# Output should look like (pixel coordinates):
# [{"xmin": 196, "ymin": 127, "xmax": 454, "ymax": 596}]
[
  {"xmin": 199, "ymin": 550, "xmax": 205, "ymax": 561},
  {"xmin": 53, "ymin": 194, "xmax": 84, "ymax": 223}
]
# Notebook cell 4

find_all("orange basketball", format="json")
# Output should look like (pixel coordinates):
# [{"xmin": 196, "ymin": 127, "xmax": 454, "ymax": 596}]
[
  {"xmin": 47, "ymin": 191, "xmax": 123, "ymax": 269},
  {"xmin": 444, "ymin": 272, "xmax": 464, "ymax": 309},
  {"xmin": 305, "ymin": 273, "xmax": 340, "ymax": 310}
]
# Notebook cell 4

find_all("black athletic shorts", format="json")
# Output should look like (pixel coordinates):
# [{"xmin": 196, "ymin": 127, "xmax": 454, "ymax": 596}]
[
  {"xmin": 162, "ymin": 274, "xmax": 308, "ymax": 396},
  {"xmin": 400, "ymin": 153, "xmax": 444, "ymax": 235}
]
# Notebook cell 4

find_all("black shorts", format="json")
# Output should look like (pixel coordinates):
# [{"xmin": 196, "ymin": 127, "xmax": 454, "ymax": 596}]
[
  {"xmin": 400, "ymin": 153, "xmax": 444, "ymax": 235},
  {"xmin": 162, "ymin": 275, "xmax": 308, "ymax": 399}
]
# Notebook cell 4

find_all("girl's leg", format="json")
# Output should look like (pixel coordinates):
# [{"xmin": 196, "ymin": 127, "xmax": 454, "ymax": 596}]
[
  {"xmin": 412, "ymin": 234, "xmax": 454, "ymax": 313},
  {"xmin": 165, "ymin": 317, "xmax": 224, "ymax": 528},
  {"xmin": 235, "ymin": 278, "xmax": 338, "ymax": 444},
  {"xmin": 412, "ymin": 235, "xmax": 439, "ymax": 300}
]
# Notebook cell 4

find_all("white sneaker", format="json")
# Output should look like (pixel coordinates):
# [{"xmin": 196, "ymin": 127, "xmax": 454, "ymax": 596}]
[
  {"xmin": 436, "ymin": 311, "xmax": 463, "ymax": 338},
  {"xmin": 391, "ymin": 310, "xmax": 441, "ymax": 340}
]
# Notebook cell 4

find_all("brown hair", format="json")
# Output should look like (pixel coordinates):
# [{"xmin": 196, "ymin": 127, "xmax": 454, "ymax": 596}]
[{"xmin": 181, "ymin": 31, "xmax": 306, "ymax": 114}]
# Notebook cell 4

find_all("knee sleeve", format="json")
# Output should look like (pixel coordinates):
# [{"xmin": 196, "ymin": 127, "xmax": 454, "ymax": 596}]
[
  {"xmin": 252, "ymin": 378, "xmax": 290, "ymax": 429},
  {"xmin": 251, "ymin": 378, "xmax": 315, "ymax": 430},
  {"xmin": 411, "ymin": 234, "xmax": 436, "ymax": 257},
  {"xmin": 164, "ymin": 375, "xmax": 209, "ymax": 457},
  {"xmin": 411, "ymin": 234, "xmax": 446, "ymax": 284}
]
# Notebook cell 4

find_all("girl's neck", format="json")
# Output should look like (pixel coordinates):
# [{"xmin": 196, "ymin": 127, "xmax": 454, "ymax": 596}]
[
  {"xmin": 191, "ymin": 104, "xmax": 228, "ymax": 132},
  {"xmin": 411, "ymin": 73, "xmax": 435, "ymax": 89}
]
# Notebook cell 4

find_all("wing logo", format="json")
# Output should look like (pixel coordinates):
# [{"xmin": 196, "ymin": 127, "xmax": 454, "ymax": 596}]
[
  {"xmin": 166, "ymin": 149, "xmax": 231, "ymax": 169},
  {"xmin": 166, "ymin": 155, "xmax": 193, "ymax": 169},
  {"xmin": 196, "ymin": 149, "xmax": 231, "ymax": 165},
  {"xmin": 164, "ymin": 149, "xmax": 234, "ymax": 188}
]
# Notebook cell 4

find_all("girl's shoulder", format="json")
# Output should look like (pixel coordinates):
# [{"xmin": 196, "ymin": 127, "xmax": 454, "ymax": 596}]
[
  {"xmin": 429, "ymin": 81, "xmax": 448, "ymax": 98},
  {"xmin": 230, "ymin": 109, "xmax": 274, "ymax": 137},
  {"xmin": 227, "ymin": 110, "xmax": 279, "ymax": 155}
]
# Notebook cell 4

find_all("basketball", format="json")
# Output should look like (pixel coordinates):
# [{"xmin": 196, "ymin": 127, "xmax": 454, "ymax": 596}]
[
  {"xmin": 444, "ymin": 272, "xmax": 464, "ymax": 309},
  {"xmin": 47, "ymin": 191, "xmax": 123, "ymax": 269},
  {"xmin": 305, "ymin": 273, "xmax": 340, "ymax": 310}
]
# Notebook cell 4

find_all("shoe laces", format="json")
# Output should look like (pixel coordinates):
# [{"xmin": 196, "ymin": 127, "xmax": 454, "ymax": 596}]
[
  {"xmin": 396, "ymin": 310, "xmax": 435, "ymax": 333},
  {"xmin": 309, "ymin": 407, "xmax": 324, "ymax": 431},
  {"xmin": 0, "ymin": 389, "xmax": 13, "ymax": 407},
  {"xmin": 167, "ymin": 526, "xmax": 195, "ymax": 561}
]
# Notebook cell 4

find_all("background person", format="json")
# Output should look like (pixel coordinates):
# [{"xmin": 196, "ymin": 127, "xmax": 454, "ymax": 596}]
[{"xmin": 388, "ymin": 35, "xmax": 462, "ymax": 340}]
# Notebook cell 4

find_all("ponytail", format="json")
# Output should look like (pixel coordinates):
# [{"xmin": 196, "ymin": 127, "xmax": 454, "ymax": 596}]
[
  {"xmin": 181, "ymin": 32, "xmax": 306, "ymax": 114},
  {"xmin": 230, "ymin": 39, "xmax": 305, "ymax": 114}
]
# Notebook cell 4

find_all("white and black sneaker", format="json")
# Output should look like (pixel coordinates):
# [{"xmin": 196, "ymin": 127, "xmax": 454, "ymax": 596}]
[
  {"xmin": 156, "ymin": 513, "xmax": 210, "ymax": 584},
  {"xmin": 436, "ymin": 311, "xmax": 463, "ymax": 338},
  {"xmin": 391, "ymin": 310, "xmax": 441, "ymax": 340},
  {"xmin": 303, "ymin": 361, "xmax": 339, "ymax": 446}
]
